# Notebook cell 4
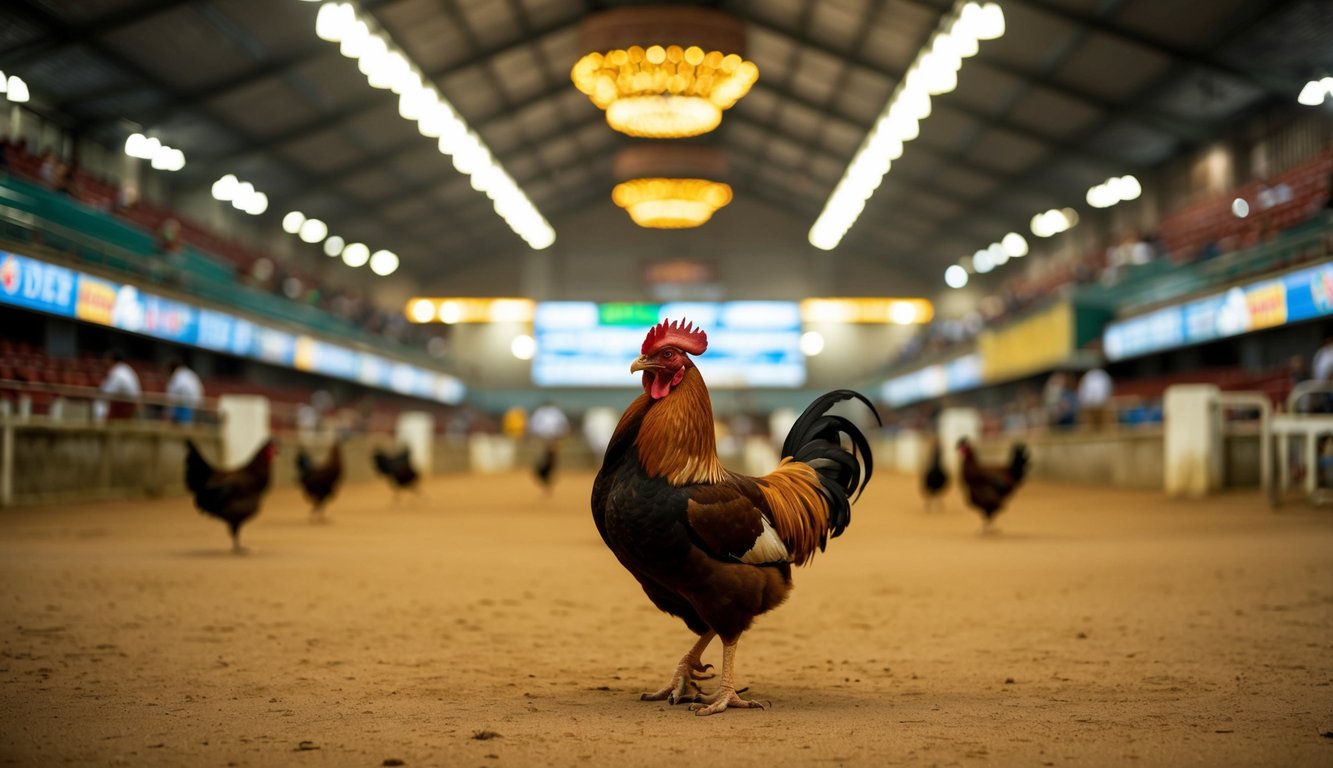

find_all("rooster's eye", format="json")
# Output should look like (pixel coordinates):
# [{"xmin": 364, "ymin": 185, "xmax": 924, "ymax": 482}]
[{"xmin": 662, "ymin": 350, "xmax": 674, "ymax": 360}]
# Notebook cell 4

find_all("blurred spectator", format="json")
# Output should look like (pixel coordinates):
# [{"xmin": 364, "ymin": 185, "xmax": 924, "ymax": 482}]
[
  {"xmin": 165, "ymin": 359, "xmax": 203, "ymax": 424},
  {"xmin": 95, "ymin": 350, "xmax": 141, "ymax": 421},
  {"xmin": 1043, "ymin": 371, "xmax": 1078, "ymax": 429},
  {"xmin": 529, "ymin": 401, "xmax": 570, "ymax": 494},
  {"xmin": 502, "ymin": 406, "xmax": 527, "ymax": 439},
  {"xmin": 37, "ymin": 149, "xmax": 58, "ymax": 187},
  {"xmin": 1077, "ymin": 368, "xmax": 1114, "ymax": 430},
  {"xmin": 54, "ymin": 163, "xmax": 79, "ymax": 197}
]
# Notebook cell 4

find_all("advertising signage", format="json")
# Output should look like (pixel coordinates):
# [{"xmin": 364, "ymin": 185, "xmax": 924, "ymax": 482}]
[{"xmin": 0, "ymin": 251, "xmax": 464, "ymax": 404}]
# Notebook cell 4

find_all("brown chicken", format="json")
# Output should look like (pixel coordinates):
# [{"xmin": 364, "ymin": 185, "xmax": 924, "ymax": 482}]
[
  {"xmin": 185, "ymin": 439, "xmax": 276, "ymax": 553},
  {"xmin": 956, "ymin": 437, "xmax": 1029, "ymax": 531},
  {"xmin": 591, "ymin": 319, "xmax": 877, "ymax": 715},
  {"xmin": 296, "ymin": 442, "xmax": 343, "ymax": 521}
]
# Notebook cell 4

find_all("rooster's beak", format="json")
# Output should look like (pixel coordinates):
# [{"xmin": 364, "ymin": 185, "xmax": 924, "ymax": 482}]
[{"xmin": 630, "ymin": 355, "xmax": 653, "ymax": 373}]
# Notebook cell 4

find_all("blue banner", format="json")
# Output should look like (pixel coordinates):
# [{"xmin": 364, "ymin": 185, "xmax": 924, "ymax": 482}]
[
  {"xmin": 0, "ymin": 250, "xmax": 464, "ymax": 404},
  {"xmin": 1105, "ymin": 262, "xmax": 1333, "ymax": 361}
]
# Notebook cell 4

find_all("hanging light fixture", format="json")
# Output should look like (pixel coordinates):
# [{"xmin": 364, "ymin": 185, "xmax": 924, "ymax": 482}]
[
  {"xmin": 610, "ymin": 145, "xmax": 733, "ymax": 229},
  {"xmin": 571, "ymin": 7, "xmax": 758, "ymax": 138}
]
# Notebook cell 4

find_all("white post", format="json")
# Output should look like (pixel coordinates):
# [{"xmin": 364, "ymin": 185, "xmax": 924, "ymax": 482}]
[
  {"xmin": 938, "ymin": 407, "xmax": 982, "ymax": 477},
  {"xmin": 0, "ymin": 422, "xmax": 13, "ymax": 507},
  {"xmin": 218, "ymin": 395, "xmax": 270, "ymax": 467},
  {"xmin": 396, "ymin": 411, "xmax": 435, "ymax": 477},
  {"xmin": 1164, "ymin": 384, "xmax": 1221, "ymax": 497},
  {"xmin": 893, "ymin": 428, "xmax": 926, "ymax": 475}
]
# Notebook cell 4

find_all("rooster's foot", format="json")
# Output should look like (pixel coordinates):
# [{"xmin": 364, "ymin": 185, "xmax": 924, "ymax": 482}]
[
  {"xmin": 690, "ymin": 687, "xmax": 766, "ymax": 716},
  {"xmin": 641, "ymin": 661, "xmax": 711, "ymax": 703}
]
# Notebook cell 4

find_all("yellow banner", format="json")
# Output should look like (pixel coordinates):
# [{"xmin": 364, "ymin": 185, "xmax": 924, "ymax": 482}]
[{"xmin": 979, "ymin": 301, "xmax": 1073, "ymax": 382}]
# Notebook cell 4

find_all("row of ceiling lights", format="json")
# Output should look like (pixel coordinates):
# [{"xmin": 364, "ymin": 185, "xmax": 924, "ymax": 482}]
[
  {"xmin": 124, "ymin": 133, "xmax": 186, "ymax": 172},
  {"xmin": 211, "ymin": 174, "xmax": 269, "ymax": 215},
  {"xmin": 0, "ymin": 72, "xmax": 31, "ymax": 103},
  {"xmin": 943, "ymin": 172, "xmax": 1142, "ymax": 288},
  {"xmin": 282, "ymin": 210, "xmax": 399, "ymax": 276},
  {"xmin": 808, "ymin": 0, "xmax": 1005, "ymax": 251},
  {"xmin": 305, "ymin": 0, "xmax": 554, "ymax": 249}
]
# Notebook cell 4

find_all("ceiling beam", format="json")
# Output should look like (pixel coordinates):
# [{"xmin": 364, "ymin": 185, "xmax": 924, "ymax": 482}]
[
  {"xmin": 181, "ymin": 13, "xmax": 583, "ymax": 171},
  {"xmin": 1001, "ymin": 0, "xmax": 1304, "ymax": 97},
  {"xmin": 0, "ymin": 0, "xmax": 194, "ymax": 71},
  {"xmin": 743, "ymin": 13, "xmax": 1212, "ymax": 146}
]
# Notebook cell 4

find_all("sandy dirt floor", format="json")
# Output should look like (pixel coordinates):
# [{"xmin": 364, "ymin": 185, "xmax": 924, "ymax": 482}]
[{"xmin": 1, "ymin": 467, "xmax": 1331, "ymax": 767}]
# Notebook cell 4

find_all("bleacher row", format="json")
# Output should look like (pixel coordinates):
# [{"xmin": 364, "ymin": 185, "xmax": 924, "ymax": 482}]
[
  {"xmin": 1158, "ymin": 150, "xmax": 1333, "ymax": 261},
  {"xmin": 0, "ymin": 340, "xmax": 456, "ymax": 434},
  {"xmin": 0, "ymin": 141, "xmax": 421, "ymax": 353}
]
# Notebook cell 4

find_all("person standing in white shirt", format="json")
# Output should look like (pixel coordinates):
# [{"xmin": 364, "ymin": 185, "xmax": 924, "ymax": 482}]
[
  {"xmin": 1077, "ymin": 368, "xmax": 1114, "ymax": 430},
  {"xmin": 529, "ymin": 401, "xmax": 570, "ymax": 494},
  {"xmin": 96, "ymin": 350, "xmax": 141, "ymax": 421},
  {"xmin": 165, "ymin": 359, "xmax": 203, "ymax": 424}
]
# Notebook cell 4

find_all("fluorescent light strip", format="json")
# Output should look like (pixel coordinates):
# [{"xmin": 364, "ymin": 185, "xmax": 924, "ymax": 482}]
[
  {"xmin": 312, "ymin": 2, "xmax": 554, "ymax": 249},
  {"xmin": 808, "ymin": 0, "xmax": 1004, "ymax": 250}
]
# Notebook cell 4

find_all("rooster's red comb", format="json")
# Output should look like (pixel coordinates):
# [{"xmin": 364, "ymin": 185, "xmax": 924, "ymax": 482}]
[{"xmin": 641, "ymin": 318, "xmax": 708, "ymax": 356}]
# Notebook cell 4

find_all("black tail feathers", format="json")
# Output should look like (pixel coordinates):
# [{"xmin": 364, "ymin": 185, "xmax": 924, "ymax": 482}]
[
  {"xmin": 1009, "ymin": 443, "xmax": 1031, "ymax": 484},
  {"xmin": 781, "ymin": 389, "xmax": 879, "ymax": 541}
]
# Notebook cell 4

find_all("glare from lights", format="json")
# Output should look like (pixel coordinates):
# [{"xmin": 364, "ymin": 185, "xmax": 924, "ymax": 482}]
[
  {"xmin": 987, "ymin": 242, "xmax": 1008, "ymax": 267},
  {"xmin": 306, "ymin": 1, "xmax": 552, "ymax": 248},
  {"xmin": 4, "ymin": 75, "xmax": 29, "ymax": 103},
  {"xmin": 298, "ymin": 218, "xmax": 328, "ymax": 244},
  {"xmin": 889, "ymin": 301, "xmax": 920, "ymax": 325},
  {"xmin": 810, "ymin": 0, "xmax": 1002, "ymax": 250},
  {"xmin": 438, "ymin": 301, "xmax": 462, "ymax": 324},
  {"xmin": 510, "ymin": 334, "xmax": 537, "ymax": 361},
  {"xmin": 409, "ymin": 299, "xmax": 436, "ymax": 323},
  {"xmin": 241, "ymin": 191, "xmax": 268, "ymax": 215},
  {"xmin": 1231, "ymin": 197, "xmax": 1250, "ymax": 218},
  {"xmin": 369, "ymin": 249, "xmax": 399, "ymax": 276},
  {"xmin": 1001, "ymin": 231, "xmax": 1028, "ymax": 257},
  {"xmin": 945, "ymin": 264, "xmax": 969, "ymax": 288},
  {"xmin": 341, "ymin": 241, "xmax": 370, "ymax": 267},
  {"xmin": 973, "ymin": 248, "xmax": 994, "ymax": 273},
  {"xmin": 1086, "ymin": 174, "xmax": 1142, "ymax": 208},
  {"xmin": 282, "ymin": 211, "xmax": 306, "ymax": 234},
  {"xmin": 316, "ymin": 2, "xmax": 355, "ymax": 42},
  {"xmin": 323, "ymin": 235, "xmax": 345, "ymax": 257},
  {"xmin": 1297, "ymin": 78, "xmax": 1328, "ymax": 106},
  {"xmin": 799, "ymin": 331, "xmax": 826, "ymax": 356},
  {"xmin": 211, "ymin": 174, "xmax": 239, "ymax": 201},
  {"xmin": 1030, "ymin": 208, "xmax": 1077, "ymax": 237}
]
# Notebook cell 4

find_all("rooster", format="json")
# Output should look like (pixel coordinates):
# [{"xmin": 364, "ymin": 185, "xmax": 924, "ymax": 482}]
[
  {"xmin": 185, "ymin": 439, "xmax": 276, "ymax": 553},
  {"xmin": 296, "ymin": 442, "xmax": 342, "ymax": 522},
  {"xmin": 956, "ymin": 438, "xmax": 1029, "ymax": 532},
  {"xmin": 373, "ymin": 446, "xmax": 419, "ymax": 500},
  {"xmin": 591, "ymin": 319, "xmax": 876, "ymax": 716},
  {"xmin": 922, "ymin": 437, "xmax": 948, "ymax": 512}
]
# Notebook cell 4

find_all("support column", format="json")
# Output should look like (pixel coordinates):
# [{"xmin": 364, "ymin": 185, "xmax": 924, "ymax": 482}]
[
  {"xmin": 396, "ymin": 411, "xmax": 435, "ymax": 477},
  {"xmin": 1164, "ymin": 384, "xmax": 1221, "ymax": 497},
  {"xmin": 218, "ymin": 395, "xmax": 270, "ymax": 467},
  {"xmin": 938, "ymin": 407, "xmax": 981, "ymax": 477}
]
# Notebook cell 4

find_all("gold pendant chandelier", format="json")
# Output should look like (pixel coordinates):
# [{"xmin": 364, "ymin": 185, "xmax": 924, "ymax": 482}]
[
  {"xmin": 571, "ymin": 7, "xmax": 758, "ymax": 139},
  {"xmin": 611, "ymin": 145, "xmax": 733, "ymax": 229}
]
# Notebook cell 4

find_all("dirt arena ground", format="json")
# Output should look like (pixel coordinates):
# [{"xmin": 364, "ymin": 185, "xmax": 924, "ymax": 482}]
[{"xmin": 1, "ymin": 468, "xmax": 1330, "ymax": 767}]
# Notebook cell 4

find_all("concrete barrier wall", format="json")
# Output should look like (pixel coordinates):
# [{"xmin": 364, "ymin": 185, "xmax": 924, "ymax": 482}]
[{"xmin": 0, "ymin": 419, "xmax": 472, "ymax": 508}]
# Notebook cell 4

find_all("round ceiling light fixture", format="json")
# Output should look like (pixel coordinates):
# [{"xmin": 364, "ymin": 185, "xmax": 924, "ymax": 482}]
[
  {"xmin": 610, "ymin": 145, "xmax": 733, "ymax": 228},
  {"xmin": 571, "ymin": 6, "xmax": 758, "ymax": 138}
]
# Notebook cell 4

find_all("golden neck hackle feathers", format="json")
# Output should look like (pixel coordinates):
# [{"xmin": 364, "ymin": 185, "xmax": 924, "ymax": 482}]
[{"xmin": 635, "ymin": 366, "xmax": 727, "ymax": 486}]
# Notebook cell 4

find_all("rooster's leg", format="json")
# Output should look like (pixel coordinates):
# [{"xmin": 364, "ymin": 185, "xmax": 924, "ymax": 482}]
[
  {"xmin": 690, "ymin": 639, "xmax": 766, "ymax": 716},
  {"xmin": 641, "ymin": 630, "xmax": 716, "ymax": 704},
  {"xmin": 229, "ymin": 526, "xmax": 247, "ymax": 555}
]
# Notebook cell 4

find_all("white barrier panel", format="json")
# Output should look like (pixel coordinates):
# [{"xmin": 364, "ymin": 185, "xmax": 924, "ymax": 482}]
[
  {"xmin": 218, "ymin": 395, "xmax": 270, "ymax": 467},
  {"xmin": 938, "ymin": 407, "xmax": 981, "ymax": 476},
  {"xmin": 1164, "ymin": 384, "xmax": 1221, "ymax": 497},
  {"xmin": 468, "ymin": 434, "xmax": 517, "ymax": 474},
  {"xmin": 893, "ymin": 428, "xmax": 926, "ymax": 474},
  {"xmin": 396, "ymin": 411, "xmax": 435, "ymax": 477}
]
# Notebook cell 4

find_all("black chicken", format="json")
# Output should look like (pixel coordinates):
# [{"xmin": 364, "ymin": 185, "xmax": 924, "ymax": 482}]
[
  {"xmin": 296, "ymin": 442, "xmax": 343, "ymax": 522},
  {"xmin": 373, "ymin": 446, "xmax": 420, "ymax": 500},
  {"xmin": 922, "ymin": 437, "xmax": 949, "ymax": 512},
  {"xmin": 185, "ymin": 439, "xmax": 276, "ymax": 553},
  {"xmin": 957, "ymin": 438, "xmax": 1030, "ymax": 532}
]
